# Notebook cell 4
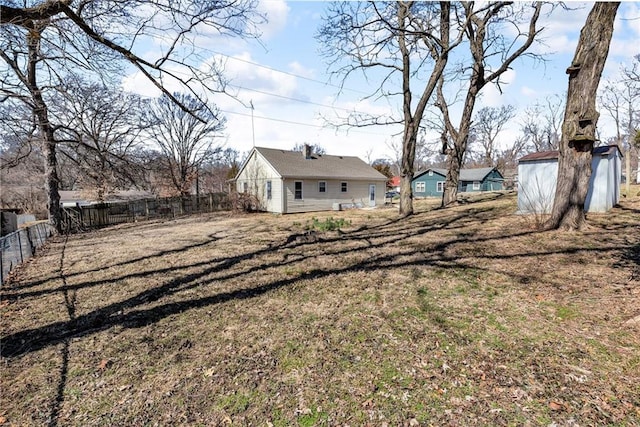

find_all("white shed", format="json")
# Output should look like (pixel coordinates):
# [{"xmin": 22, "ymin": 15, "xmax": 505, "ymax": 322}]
[
  {"xmin": 517, "ymin": 145, "xmax": 623, "ymax": 214},
  {"xmin": 235, "ymin": 146, "xmax": 388, "ymax": 214}
]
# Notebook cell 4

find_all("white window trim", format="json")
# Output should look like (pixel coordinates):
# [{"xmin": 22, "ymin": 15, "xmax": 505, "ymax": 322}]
[
  {"xmin": 318, "ymin": 181, "xmax": 327, "ymax": 193},
  {"xmin": 294, "ymin": 181, "xmax": 303, "ymax": 200},
  {"xmin": 415, "ymin": 182, "xmax": 425, "ymax": 192},
  {"xmin": 266, "ymin": 181, "xmax": 272, "ymax": 200},
  {"xmin": 437, "ymin": 181, "xmax": 445, "ymax": 192},
  {"xmin": 472, "ymin": 181, "xmax": 481, "ymax": 190}
]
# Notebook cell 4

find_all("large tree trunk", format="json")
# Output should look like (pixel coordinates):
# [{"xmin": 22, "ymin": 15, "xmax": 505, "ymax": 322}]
[
  {"xmin": 43, "ymin": 135, "xmax": 62, "ymax": 233},
  {"xmin": 398, "ymin": 123, "xmax": 417, "ymax": 217},
  {"xmin": 442, "ymin": 143, "xmax": 464, "ymax": 206},
  {"xmin": 28, "ymin": 27, "xmax": 63, "ymax": 234},
  {"xmin": 397, "ymin": 2, "xmax": 415, "ymax": 218},
  {"xmin": 441, "ymin": 81, "xmax": 479, "ymax": 207},
  {"xmin": 546, "ymin": 2, "xmax": 619, "ymax": 231}
]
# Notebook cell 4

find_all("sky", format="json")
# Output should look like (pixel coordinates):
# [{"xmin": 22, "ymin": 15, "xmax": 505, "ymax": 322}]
[{"xmin": 122, "ymin": 1, "xmax": 640, "ymax": 163}]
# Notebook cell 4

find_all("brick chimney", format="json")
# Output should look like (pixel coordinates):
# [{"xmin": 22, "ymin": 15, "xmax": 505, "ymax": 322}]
[{"xmin": 303, "ymin": 144, "xmax": 312, "ymax": 159}]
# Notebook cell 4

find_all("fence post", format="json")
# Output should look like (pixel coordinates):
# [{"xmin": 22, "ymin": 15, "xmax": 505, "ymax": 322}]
[{"xmin": 16, "ymin": 231, "xmax": 23, "ymax": 263}]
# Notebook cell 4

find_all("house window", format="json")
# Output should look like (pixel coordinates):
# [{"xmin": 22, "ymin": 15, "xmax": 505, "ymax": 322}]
[
  {"xmin": 243, "ymin": 182, "xmax": 248, "ymax": 193},
  {"xmin": 318, "ymin": 181, "xmax": 326, "ymax": 193},
  {"xmin": 341, "ymin": 182, "xmax": 348, "ymax": 192},
  {"xmin": 415, "ymin": 182, "xmax": 425, "ymax": 192},
  {"xmin": 473, "ymin": 181, "xmax": 481, "ymax": 190},
  {"xmin": 294, "ymin": 181, "xmax": 303, "ymax": 200},
  {"xmin": 437, "ymin": 181, "xmax": 445, "ymax": 192},
  {"xmin": 428, "ymin": 170, "xmax": 433, "ymax": 176},
  {"xmin": 266, "ymin": 181, "xmax": 272, "ymax": 200}
]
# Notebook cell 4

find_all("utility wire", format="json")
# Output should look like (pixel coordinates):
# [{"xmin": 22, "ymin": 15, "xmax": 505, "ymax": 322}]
[
  {"xmin": 227, "ymin": 83, "xmax": 359, "ymax": 113},
  {"xmin": 149, "ymin": 32, "xmax": 370, "ymax": 95},
  {"xmin": 204, "ymin": 49, "xmax": 371, "ymax": 96},
  {"xmin": 220, "ymin": 108, "xmax": 388, "ymax": 136}
]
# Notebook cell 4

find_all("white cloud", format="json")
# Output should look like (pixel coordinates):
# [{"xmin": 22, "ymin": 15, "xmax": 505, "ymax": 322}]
[
  {"xmin": 521, "ymin": 86, "xmax": 537, "ymax": 97},
  {"xmin": 256, "ymin": 0, "xmax": 290, "ymax": 40}
]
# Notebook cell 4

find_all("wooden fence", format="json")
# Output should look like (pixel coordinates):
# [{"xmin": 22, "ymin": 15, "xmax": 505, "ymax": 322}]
[{"xmin": 62, "ymin": 193, "xmax": 230, "ymax": 231}]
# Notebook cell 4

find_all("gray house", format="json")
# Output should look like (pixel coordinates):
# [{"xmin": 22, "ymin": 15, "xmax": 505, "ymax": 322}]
[
  {"xmin": 517, "ymin": 144, "xmax": 622, "ymax": 213},
  {"xmin": 234, "ymin": 146, "xmax": 387, "ymax": 214},
  {"xmin": 412, "ymin": 167, "xmax": 504, "ymax": 197}
]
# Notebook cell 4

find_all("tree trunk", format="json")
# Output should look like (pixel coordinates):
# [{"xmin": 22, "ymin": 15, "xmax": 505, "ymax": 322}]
[
  {"xmin": 441, "ymin": 82, "xmax": 479, "ymax": 207},
  {"xmin": 399, "ymin": 125, "xmax": 417, "ymax": 217},
  {"xmin": 397, "ymin": 2, "xmax": 415, "ymax": 218},
  {"xmin": 43, "ymin": 136, "xmax": 62, "ymax": 233},
  {"xmin": 546, "ymin": 2, "xmax": 619, "ymax": 231},
  {"xmin": 27, "ymin": 26, "xmax": 62, "ymax": 234},
  {"xmin": 442, "ymin": 147, "xmax": 462, "ymax": 206}
]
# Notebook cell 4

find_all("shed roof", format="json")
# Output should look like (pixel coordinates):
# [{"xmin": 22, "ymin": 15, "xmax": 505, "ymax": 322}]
[
  {"xmin": 518, "ymin": 144, "xmax": 622, "ymax": 163},
  {"xmin": 253, "ymin": 147, "xmax": 387, "ymax": 180},
  {"xmin": 415, "ymin": 167, "xmax": 499, "ymax": 181}
]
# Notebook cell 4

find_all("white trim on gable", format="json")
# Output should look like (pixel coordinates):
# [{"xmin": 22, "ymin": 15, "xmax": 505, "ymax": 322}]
[{"xmin": 234, "ymin": 148, "xmax": 283, "ymax": 182}]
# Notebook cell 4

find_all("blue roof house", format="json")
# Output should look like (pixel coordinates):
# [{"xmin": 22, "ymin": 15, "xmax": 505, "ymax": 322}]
[{"xmin": 412, "ymin": 167, "xmax": 504, "ymax": 197}]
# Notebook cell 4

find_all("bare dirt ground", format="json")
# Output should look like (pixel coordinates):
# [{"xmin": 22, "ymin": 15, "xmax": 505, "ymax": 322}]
[{"xmin": 1, "ymin": 190, "xmax": 639, "ymax": 426}]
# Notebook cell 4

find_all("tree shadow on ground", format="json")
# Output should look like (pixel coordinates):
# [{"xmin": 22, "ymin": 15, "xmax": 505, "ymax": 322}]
[{"xmin": 4, "ymin": 198, "xmax": 637, "ymax": 360}]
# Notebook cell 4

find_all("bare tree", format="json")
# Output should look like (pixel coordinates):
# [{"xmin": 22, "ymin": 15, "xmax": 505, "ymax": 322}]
[
  {"xmin": 291, "ymin": 143, "xmax": 326, "ymax": 155},
  {"xmin": 470, "ymin": 105, "xmax": 516, "ymax": 167},
  {"xmin": 494, "ymin": 135, "xmax": 530, "ymax": 174},
  {"xmin": 0, "ymin": 0, "xmax": 262, "ymax": 232},
  {"xmin": 520, "ymin": 95, "xmax": 565, "ymax": 152},
  {"xmin": 145, "ymin": 92, "xmax": 226, "ymax": 199},
  {"xmin": 600, "ymin": 56, "xmax": 640, "ymax": 188},
  {"xmin": 318, "ymin": 2, "xmax": 465, "ymax": 217},
  {"xmin": 436, "ymin": 2, "xmax": 546, "ymax": 207},
  {"xmin": 53, "ymin": 80, "xmax": 146, "ymax": 201},
  {"xmin": 0, "ymin": 127, "xmax": 47, "ymax": 217},
  {"xmin": 199, "ymin": 147, "xmax": 240, "ymax": 193},
  {"xmin": 546, "ymin": 2, "xmax": 619, "ymax": 231}
]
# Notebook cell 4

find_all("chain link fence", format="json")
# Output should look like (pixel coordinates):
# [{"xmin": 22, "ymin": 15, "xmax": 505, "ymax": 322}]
[{"xmin": 1, "ymin": 222, "xmax": 52, "ymax": 285}]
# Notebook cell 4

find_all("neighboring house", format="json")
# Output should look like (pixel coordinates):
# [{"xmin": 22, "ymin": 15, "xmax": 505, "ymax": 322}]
[
  {"xmin": 234, "ymin": 146, "xmax": 388, "ymax": 214},
  {"xmin": 412, "ymin": 167, "xmax": 504, "ymax": 197},
  {"xmin": 517, "ymin": 144, "xmax": 622, "ymax": 214},
  {"xmin": 388, "ymin": 176, "xmax": 401, "ymax": 191}
]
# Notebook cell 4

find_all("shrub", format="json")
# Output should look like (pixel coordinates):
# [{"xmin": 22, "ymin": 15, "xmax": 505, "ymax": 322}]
[{"xmin": 306, "ymin": 216, "xmax": 351, "ymax": 231}]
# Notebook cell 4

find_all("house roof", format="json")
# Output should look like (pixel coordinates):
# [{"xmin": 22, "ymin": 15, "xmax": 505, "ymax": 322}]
[
  {"xmin": 252, "ymin": 147, "xmax": 387, "ymax": 180},
  {"xmin": 518, "ymin": 144, "xmax": 622, "ymax": 163},
  {"xmin": 415, "ymin": 167, "xmax": 500, "ymax": 182}
]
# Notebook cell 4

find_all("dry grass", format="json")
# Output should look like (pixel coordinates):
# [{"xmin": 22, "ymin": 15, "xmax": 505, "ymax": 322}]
[{"xmin": 1, "ymin": 189, "xmax": 639, "ymax": 426}]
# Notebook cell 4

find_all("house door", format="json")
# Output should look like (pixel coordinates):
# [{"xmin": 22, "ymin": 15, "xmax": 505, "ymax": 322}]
[{"xmin": 369, "ymin": 184, "xmax": 376, "ymax": 207}]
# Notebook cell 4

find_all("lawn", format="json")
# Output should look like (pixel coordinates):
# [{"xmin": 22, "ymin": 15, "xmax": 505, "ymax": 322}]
[{"xmin": 1, "ymin": 190, "xmax": 639, "ymax": 426}]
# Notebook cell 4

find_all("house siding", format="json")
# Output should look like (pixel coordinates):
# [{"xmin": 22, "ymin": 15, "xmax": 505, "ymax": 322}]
[
  {"xmin": 460, "ymin": 170, "xmax": 504, "ymax": 192},
  {"xmin": 412, "ymin": 172, "xmax": 447, "ymax": 197},
  {"xmin": 284, "ymin": 179, "xmax": 385, "ymax": 213},
  {"xmin": 412, "ymin": 168, "xmax": 504, "ymax": 197},
  {"xmin": 235, "ymin": 151, "xmax": 284, "ymax": 213}
]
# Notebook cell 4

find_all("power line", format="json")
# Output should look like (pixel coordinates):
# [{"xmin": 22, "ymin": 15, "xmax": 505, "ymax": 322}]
[
  {"xmin": 220, "ymin": 108, "xmax": 390, "ymax": 136},
  {"xmin": 227, "ymin": 83, "xmax": 359, "ymax": 113},
  {"xmin": 149, "ymin": 33, "xmax": 369, "ymax": 95},
  {"xmin": 205, "ymin": 49, "xmax": 371, "ymax": 96}
]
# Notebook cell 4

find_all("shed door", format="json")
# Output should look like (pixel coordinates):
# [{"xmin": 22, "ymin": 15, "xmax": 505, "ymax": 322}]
[{"xmin": 369, "ymin": 184, "xmax": 376, "ymax": 207}]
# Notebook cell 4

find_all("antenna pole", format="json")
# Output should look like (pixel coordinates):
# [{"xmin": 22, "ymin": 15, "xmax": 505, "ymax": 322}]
[{"xmin": 250, "ymin": 100, "xmax": 255, "ymax": 147}]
